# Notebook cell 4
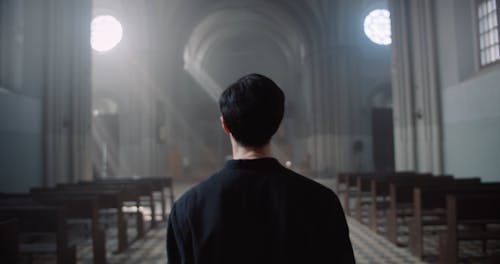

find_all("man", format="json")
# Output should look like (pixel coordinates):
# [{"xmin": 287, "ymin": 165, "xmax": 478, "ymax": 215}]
[{"xmin": 167, "ymin": 74, "xmax": 355, "ymax": 264}]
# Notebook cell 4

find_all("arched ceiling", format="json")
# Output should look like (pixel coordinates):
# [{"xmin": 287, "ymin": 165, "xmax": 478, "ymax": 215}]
[{"xmin": 182, "ymin": 2, "xmax": 320, "ymax": 102}]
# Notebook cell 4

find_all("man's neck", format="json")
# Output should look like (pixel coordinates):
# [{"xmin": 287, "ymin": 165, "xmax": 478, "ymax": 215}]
[{"xmin": 231, "ymin": 136, "xmax": 271, "ymax": 160}]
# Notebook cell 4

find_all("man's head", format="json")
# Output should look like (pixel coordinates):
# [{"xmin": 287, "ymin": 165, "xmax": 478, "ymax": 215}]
[{"xmin": 219, "ymin": 73, "xmax": 285, "ymax": 148}]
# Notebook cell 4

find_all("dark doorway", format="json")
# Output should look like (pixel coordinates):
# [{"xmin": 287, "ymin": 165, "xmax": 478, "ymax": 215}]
[{"xmin": 371, "ymin": 107, "xmax": 395, "ymax": 172}]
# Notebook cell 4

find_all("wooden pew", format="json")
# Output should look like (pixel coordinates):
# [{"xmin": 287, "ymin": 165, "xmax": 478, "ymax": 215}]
[
  {"xmin": 336, "ymin": 172, "xmax": 352, "ymax": 203},
  {"xmin": 0, "ymin": 205, "xmax": 76, "ymax": 264},
  {"xmin": 27, "ymin": 191, "xmax": 107, "ymax": 264},
  {"xmin": 386, "ymin": 177, "xmax": 479, "ymax": 245},
  {"xmin": 94, "ymin": 178, "xmax": 167, "ymax": 222},
  {"xmin": 368, "ymin": 172, "xmax": 434, "ymax": 233},
  {"xmin": 34, "ymin": 187, "xmax": 129, "ymax": 253},
  {"xmin": 105, "ymin": 177, "xmax": 175, "ymax": 220},
  {"xmin": 76, "ymin": 181, "xmax": 156, "ymax": 228},
  {"xmin": 1, "ymin": 193, "xmax": 106, "ymax": 263},
  {"xmin": 342, "ymin": 173, "xmax": 360, "ymax": 216},
  {"xmin": 354, "ymin": 173, "xmax": 382, "ymax": 223},
  {"xmin": 0, "ymin": 217, "xmax": 19, "ymax": 263},
  {"xmin": 439, "ymin": 193, "xmax": 500, "ymax": 264},
  {"xmin": 57, "ymin": 183, "xmax": 144, "ymax": 243},
  {"xmin": 342, "ymin": 172, "xmax": 381, "ymax": 217},
  {"xmin": 141, "ymin": 177, "xmax": 174, "ymax": 219},
  {"xmin": 410, "ymin": 183, "xmax": 500, "ymax": 260}
]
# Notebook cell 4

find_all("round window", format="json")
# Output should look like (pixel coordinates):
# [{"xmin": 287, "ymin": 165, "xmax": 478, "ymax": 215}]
[
  {"xmin": 364, "ymin": 9, "xmax": 392, "ymax": 45},
  {"xmin": 91, "ymin": 15, "xmax": 123, "ymax": 52}
]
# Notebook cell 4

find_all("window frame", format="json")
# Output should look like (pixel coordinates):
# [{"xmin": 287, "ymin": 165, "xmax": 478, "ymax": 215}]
[{"xmin": 476, "ymin": 0, "xmax": 500, "ymax": 69}]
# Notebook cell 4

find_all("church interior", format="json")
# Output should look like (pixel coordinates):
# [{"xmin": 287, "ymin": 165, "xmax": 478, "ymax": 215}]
[{"xmin": 1, "ymin": 0, "xmax": 500, "ymax": 263}]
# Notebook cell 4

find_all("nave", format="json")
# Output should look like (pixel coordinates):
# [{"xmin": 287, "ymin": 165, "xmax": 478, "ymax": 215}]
[{"xmin": 2, "ymin": 0, "xmax": 500, "ymax": 263}]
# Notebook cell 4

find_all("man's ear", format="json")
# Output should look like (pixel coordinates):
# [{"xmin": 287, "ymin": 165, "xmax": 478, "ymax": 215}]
[{"xmin": 220, "ymin": 116, "xmax": 230, "ymax": 134}]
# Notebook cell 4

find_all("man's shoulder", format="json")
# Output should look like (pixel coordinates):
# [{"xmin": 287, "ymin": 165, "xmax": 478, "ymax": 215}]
[
  {"xmin": 171, "ymin": 171, "xmax": 223, "ymax": 213},
  {"xmin": 284, "ymin": 168, "xmax": 336, "ymax": 198},
  {"xmin": 172, "ymin": 166, "xmax": 338, "ymax": 213}
]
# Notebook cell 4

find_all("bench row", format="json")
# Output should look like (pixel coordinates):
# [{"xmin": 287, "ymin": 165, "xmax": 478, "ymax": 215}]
[
  {"xmin": 336, "ymin": 172, "xmax": 500, "ymax": 263},
  {"xmin": 0, "ymin": 176, "xmax": 174, "ymax": 264}
]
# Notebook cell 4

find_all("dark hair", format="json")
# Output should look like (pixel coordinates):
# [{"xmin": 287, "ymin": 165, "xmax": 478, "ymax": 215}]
[{"xmin": 219, "ymin": 73, "xmax": 285, "ymax": 147}]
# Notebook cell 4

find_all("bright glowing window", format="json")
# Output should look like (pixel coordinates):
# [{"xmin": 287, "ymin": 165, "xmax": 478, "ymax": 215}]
[
  {"xmin": 364, "ymin": 9, "xmax": 392, "ymax": 45},
  {"xmin": 91, "ymin": 15, "xmax": 123, "ymax": 52},
  {"xmin": 477, "ymin": 0, "xmax": 500, "ymax": 66}
]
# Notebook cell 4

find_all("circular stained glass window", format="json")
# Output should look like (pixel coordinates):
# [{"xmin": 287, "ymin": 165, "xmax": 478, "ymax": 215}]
[
  {"xmin": 91, "ymin": 15, "xmax": 123, "ymax": 52},
  {"xmin": 364, "ymin": 9, "xmax": 392, "ymax": 45}
]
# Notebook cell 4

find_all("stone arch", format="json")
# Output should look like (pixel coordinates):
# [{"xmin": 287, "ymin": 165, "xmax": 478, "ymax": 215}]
[{"xmin": 182, "ymin": 3, "xmax": 316, "ymax": 102}]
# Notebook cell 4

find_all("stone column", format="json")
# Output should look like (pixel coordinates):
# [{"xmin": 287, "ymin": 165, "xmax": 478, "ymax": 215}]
[
  {"xmin": 390, "ymin": 0, "xmax": 443, "ymax": 174},
  {"xmin": 43, "ymin": 0, "xmax": 92, "ymax": 185}
]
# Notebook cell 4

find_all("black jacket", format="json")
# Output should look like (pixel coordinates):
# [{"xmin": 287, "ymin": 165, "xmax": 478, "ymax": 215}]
[{"xmin": 167, "ymin": 158, "xmax": 355, "ymax": 264}]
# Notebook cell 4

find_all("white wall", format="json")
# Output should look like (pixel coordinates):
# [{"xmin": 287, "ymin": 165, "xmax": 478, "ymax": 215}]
[
  {"xmin": 0, "ymin": 0, "xmax": 92, "ymax": 191},
  {"xmin": 436, "ymin": 0, "xmax": 500, "ymax": 182},
  {"xmin": 0, "ymin": 93, "xmax": 42, "ymax": 192},
  {"xmin": 0, "ymin": 0, "xmax": 45, "ymax": 192}
]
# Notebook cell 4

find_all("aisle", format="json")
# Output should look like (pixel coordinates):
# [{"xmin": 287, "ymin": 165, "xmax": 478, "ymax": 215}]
[{"xmin": 348, "ymin": 217, "xmax": 425, "ymax": 264}]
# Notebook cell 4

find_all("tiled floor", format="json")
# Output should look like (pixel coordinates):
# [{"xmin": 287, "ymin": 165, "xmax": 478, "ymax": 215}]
[
  {"xmin": 74, "ymin": 226, "xmax": 166, "ymax": 264},
  {"xmin": 348, "ymin": 217, "xmax": 425, "ymax": 264}
]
